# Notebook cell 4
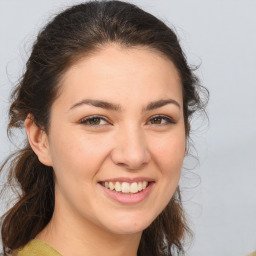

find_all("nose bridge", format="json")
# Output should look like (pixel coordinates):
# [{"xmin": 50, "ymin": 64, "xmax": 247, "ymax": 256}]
[{"xmin": 111, "ymin": 123, "xmax": 151, "ymax": 170}]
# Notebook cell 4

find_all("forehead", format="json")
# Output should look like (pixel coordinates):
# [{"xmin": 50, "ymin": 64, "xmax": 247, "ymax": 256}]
[{"xmin": 55, "ymin": 44, "xmax": 183, "ymax": 109}]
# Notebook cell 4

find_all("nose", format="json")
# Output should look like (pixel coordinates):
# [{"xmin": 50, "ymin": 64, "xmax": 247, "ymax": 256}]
[{"xmin": 110, "ymin": 125, "xmax": 151, "ymax": 170}]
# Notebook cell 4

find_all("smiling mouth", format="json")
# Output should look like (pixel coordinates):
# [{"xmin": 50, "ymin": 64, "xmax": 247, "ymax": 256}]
[{"xmin": 99, "ymin": 181, "xmax": 151, "ymax": 194}]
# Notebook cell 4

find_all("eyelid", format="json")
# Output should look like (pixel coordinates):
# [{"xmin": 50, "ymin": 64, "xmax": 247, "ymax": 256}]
[
  {"xmin": 79, "ymin": 114, "xmax": 176, "ymax": 127},
  {"xmin": 79, "ymin": 115, "xmax": 111, "ymax": 126},
  {"xmin": 147, "ymin": 114, "xmax": 176, "ymax": 125}
]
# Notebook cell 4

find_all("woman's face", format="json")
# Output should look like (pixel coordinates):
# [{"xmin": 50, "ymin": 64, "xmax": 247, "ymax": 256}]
[{"xmin": 45, "ymin": 44, "xmax": 185, "ymax": 235}]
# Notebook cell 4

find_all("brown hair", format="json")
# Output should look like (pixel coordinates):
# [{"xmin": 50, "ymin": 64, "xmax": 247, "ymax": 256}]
[{"xmin": 0, "ymin": 1, "xmax": 208, "ymax": 255}]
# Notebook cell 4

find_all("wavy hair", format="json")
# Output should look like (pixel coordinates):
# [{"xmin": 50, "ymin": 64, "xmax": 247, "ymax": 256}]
[{"xmin": 0, "ymin": 1, "xmax": 208, "ymax": 255}]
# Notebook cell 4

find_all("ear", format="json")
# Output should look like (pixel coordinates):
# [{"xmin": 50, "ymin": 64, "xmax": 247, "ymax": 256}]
[{"xmin": 24, "ymin": 114, "xmax": 53, "ymax": 166}]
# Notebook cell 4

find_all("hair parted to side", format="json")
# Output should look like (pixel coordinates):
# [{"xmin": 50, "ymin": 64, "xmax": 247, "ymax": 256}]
[{"xmin": 0, "ymin": 1, "xmax": 208, "ymax": 255}]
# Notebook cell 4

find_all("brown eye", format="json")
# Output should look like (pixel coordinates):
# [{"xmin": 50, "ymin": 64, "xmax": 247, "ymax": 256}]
[
  {"xmin": 148, "ymin": 115, "xmax": 175, "ymax": 125},
  {"xmin": 150, "ymin": 117, "xmax": 161, "ymax": 124},
  {"xmin": 80, "ymin": 116, "xmax": 108, "ymax": 126},
  {"xmin": 88, "ymin": 118, "xmax": 101, "ymax": 125}
]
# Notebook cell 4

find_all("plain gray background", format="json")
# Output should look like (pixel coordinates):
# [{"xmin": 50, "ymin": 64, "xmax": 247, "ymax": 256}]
[{"xmin": 0, "ymin": 1, "xmax": 255, "ymax": 255}]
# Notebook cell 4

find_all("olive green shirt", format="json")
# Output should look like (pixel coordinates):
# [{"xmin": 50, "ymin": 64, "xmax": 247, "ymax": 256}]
[{"xmin": 12, "ymin": 239, "xmax": 62, "ymax": 256}]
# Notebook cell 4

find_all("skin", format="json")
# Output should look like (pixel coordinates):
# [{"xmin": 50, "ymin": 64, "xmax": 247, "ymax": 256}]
[{"xmin": 25, "ymin": 44, "xmax": 186, "ymax": 256}]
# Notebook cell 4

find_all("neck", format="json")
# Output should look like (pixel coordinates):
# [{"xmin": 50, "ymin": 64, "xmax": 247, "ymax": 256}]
[{"xmin": 37, "ymin": 205, "xmax": 142, "ymax": 256}]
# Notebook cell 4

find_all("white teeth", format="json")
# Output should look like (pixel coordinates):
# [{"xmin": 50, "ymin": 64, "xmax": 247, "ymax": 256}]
[
  {"xmin": 130, "ymin": 182, "xmax": 138, "ymax": 193},
  {"xmin": 115, "ymin": 182, "xmax": 121, "ymax": 192},
  {"xmin": 138, "ymin": 182, "xmax": 143, "ymax": 191},
  {"xmin": 109, "ymin": 182, "xmax": 115, "ymax": 190},
  {"xmin": 102, "ymin": 181, "xmax": 149, "ymax": 193},
  {"xmin": 121, "ymin": 182, "xmax": 130, "ymax": 193}
]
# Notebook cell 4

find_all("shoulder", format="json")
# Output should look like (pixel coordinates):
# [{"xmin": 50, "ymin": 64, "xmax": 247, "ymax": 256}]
[{"xmin": 7, "ymin": 239, "xmax": 62, "ymax": 256}]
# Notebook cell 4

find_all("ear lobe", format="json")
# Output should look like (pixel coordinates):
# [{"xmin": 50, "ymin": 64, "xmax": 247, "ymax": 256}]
[{"xmin": 24, "ymin": 114, "xmax": 53, "ymax": 166}]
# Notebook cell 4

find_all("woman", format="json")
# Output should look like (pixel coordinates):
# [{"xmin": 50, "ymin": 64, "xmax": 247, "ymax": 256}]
[{"xmin": 0, "ymin": 1, "xmax": 208, "ymax": 255}]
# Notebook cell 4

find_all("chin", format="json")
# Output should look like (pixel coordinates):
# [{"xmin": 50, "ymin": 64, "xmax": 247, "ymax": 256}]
[{"xmin": 103, "ymin": 212, "xmax": 155, "ymax": 235}]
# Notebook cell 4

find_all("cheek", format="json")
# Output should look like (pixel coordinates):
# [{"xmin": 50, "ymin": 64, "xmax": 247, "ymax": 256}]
[
  {"xmin": 150, "ymin": 131, "xmax": 186, "ymax": 175},
  {"xmin": 49, "ymin": 130, "xmax": 110, "ymax": 180},
  {"xmin": 48, "ymin": 131, "xmax": 106, "ymax": 209},
  {"xmin": 143, "ymin": 131, "xmax": 185, "ymax": 221}
]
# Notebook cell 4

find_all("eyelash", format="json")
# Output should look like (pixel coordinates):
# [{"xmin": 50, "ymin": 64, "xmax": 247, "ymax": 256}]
[{"xmin": 79, "ymin": 115, "xmax": 176, "ymax": 128}]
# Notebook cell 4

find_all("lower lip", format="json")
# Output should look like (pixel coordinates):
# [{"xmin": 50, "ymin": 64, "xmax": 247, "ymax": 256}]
[{"xmin": 99, "ymin": 182, "xmax": 154, "ymax": 205}]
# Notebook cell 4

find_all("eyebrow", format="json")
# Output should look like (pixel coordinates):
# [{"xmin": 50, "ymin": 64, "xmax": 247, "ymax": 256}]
[{"xmin": 69, "ymin": 98, "xmax": 181, "ymax": 112}]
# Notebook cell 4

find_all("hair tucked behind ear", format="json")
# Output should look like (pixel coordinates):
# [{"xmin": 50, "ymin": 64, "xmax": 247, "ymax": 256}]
[
  {"xmin": 1, "ymin": 145, "xmax": 54, "ymax": 251},
  {"xmin": 1, "ymin": 1, "xmax": 208, "ymax": 255}
]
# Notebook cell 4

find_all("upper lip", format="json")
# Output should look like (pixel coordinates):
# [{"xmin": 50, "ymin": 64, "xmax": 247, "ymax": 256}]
[{"xmin": 99, "ymin": 177, "xmax": 155, "ymax": 183}]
